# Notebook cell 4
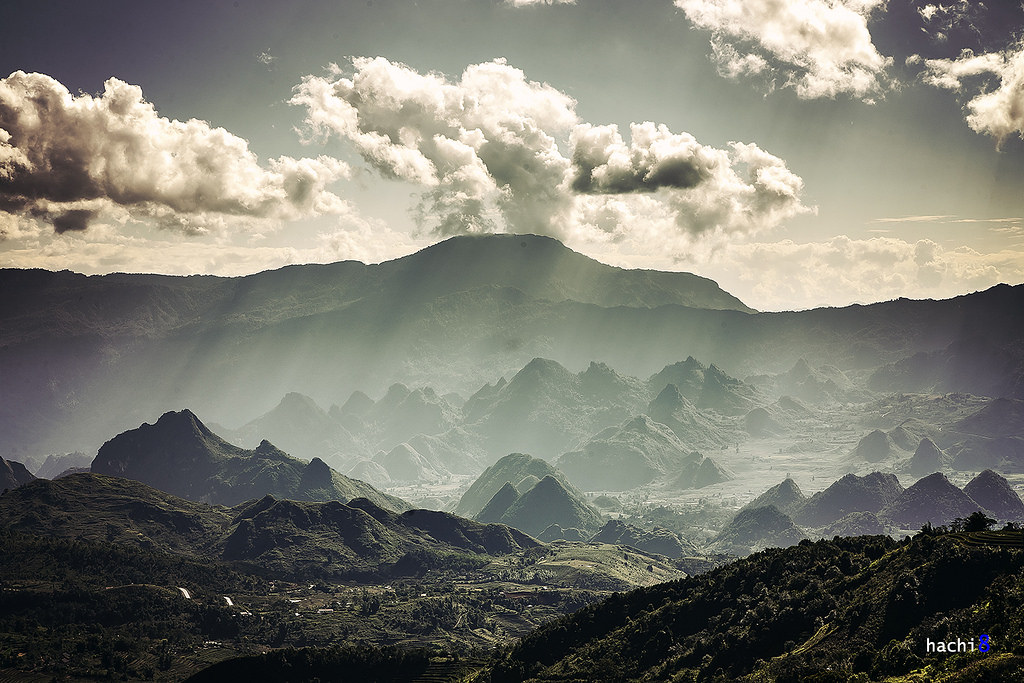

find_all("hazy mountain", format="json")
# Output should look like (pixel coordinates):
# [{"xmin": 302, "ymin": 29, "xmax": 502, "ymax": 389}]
[
  {"xmin": 743, "ymin": 407, "xmax": 787, "ymax": 437},
  {"xmin": 907, "ymin": 437, "xmax": 949, "ymax": 476},
  {"xmin": 794, "ymin": 472, "xmax": 904, "ymax": 527},
  {"xmin": 880, "ymin": 472, "xmax": 983, "ymax": 529},
  {"xmin": 672, "ymin": 453, "xmax": 734, "ymax": 490},
  {"xmin": 345, "ymin": 459, "xmax": 391, "ymax": 487},
  {"xmin": 712, "ymin": 505, "xmax": 806, "ymax": 554},
  {"xmin": 31, "ymin": 452, "xmax": 92, "ymax": 479},
  {"xmin": 948, "ymin": 435, "xmax": 1024, "ymax": 473},
  {"xmin": 853, "ymin": 429, "xmax": 896, "ymax": 462},
  {"xmin": 372, "ymin": 443, "xmax": 445, "ymax": 483},
  {"xmin": 404, "ymin": 428, "xmax": 487, "ymax": 475},
  {"xmin": 557, "ymin": 415, "xmax": 694, "ymax": 490},
  {"xmin": 648, "ymin": 357, "xmax": 763, "ymax": 416},
  {"xmin": 645, "ymin": 384, "xmax": 729, "ymax": 448},
  {"xmin": 742, "ymin": 478, "xmax": 806, "ymax": 517},
  {"xmin": 492, "ymin": 475, "xmax": 604, "ymax": 538},
  {"xmin": 952, "ymin": 398, "xmax": 1024, "ymax": 438},
  {"xmin": 7, "ymin": 239, "xmax": 1024, "ymax": 462},
  {"xmin": 0, "ymin": 473, "xmax": 537, "ymax": 581},
  {"xmin": 91, "ymin": 409, "xmax": 408, "ymax": 510},
  {"xmin": 229, "ymin": 392, "xmax": 367, "ymax": 467},
  {"xmin": 589, "ymin": 520, "xmax": 698, "ymax": 558},
  {"xmin": 453, "ymin": 452, "xmax": 581, "ymax": 518},
  {"xmin": 464, "ymin": 358, "xmax": 650, "ymax": 461},
  {"xmin": 1, "ymin": 457, "xmax": 35, "ymax": 491},
  {"xmin": 870, "ymin": 335, "xmax": 1024, "ymax": 400},
  {"xmin": 766, "ymin": 358, "xmax": 862, "ymax": 404},
  {"xmin": 963, "ymin": 470, "xmax": 1024, "ymax": 521},
  {"xmin": 358, "ymin": 384, "xmax": 463, "ymax": 450}
]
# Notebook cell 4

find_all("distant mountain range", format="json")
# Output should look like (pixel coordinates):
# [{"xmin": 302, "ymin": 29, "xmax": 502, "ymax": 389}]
[{"xmin": 5, "ymin": 233, "xmax": 1024, "ymax": 460}]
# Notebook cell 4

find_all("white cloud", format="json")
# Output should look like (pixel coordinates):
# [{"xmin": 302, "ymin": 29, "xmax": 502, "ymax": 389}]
[
  {"xmin": 685, "ymin": 236, "xmax": 1022, "ymax": 310},
  {"xmin": 675, "ymin": 0, "xmax": 891, "ymax": 99},
  {"xmin": 292, "ymin": 57, "xmax": 576, "ymax": 236},
  {"xmin": 0, "ymin": 71, "xmax": 350, "ymax": 236},
  {"xmin": 292, "ymin": 57, "xmax": 811, "ymax": 242},
  {"xmin": 918, "ymin": 43, "xmax": 1024, "ymax": 144}
]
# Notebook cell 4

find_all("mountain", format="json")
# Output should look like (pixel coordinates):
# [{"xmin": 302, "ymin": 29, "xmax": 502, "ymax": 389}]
[
  {"xmin": 464, "ymin": 358, "xmax": 649, "ymax": 461},
  {"xmin": 818, "ymin": 511, "xmax": 885, "ymax": 537},
  {"xmin": 645, "ymin": 384, "xmax": 728, "ymax": 447},
  {"xmin": 794, "ymin": 472, "xmax": 904, "ymax": 527},
  {"xmin": 672, "ymin": 453, "xmax": 734, "ymax": 490},
  {"xmin": 962, "ymin": 469, "xmax": 1024, "ymax": 521},
  {"xmin": 229, "ymin": 392, "xmax": 367, "ymax": 467},
  {"xmin": 711, "ymin": 505, "xmax": 806, "ymax": 554},
  {"xmin": 372, "ymin": 443, "xmax": 444, "ymax": 483},
  {"xmin": 742, "ymin": 478, "xmax": 806, "ymax": 517},
  {"xmin": 556, "ymin": 415, "xmax": 694, "ymax": 490},
  {"xmin": 589, "ymin": 520, "xmax": 697, "ymax": 558},
  {"xmin": 647, "ymin": 357, "xmax": 762, "ymax": 416},
  {"xmin": 767, "ymin": 358, "xmax": 862, "ymax": 404},
  {"xmin": 743, "ymin": 407, "xmax": 786, "ymax": 437},
  {"xmin": 853, "ymin": 429, "xmax": 895, "ymax": 462},
  {"xmin": 880, "ymin": 472, "xmax": 983, "ymax": 529},
  {"xmin": 0, "ymin": 473, "xmax": 537, "ymax": 582},
  {"xmin": 475, "ymin": 481, "xmax": 521, "ymax": 524},
  {"xmin": 907, "ymin": 437, "xmax": 948, "ymax": 476},
  {"xmin": 31, "ymin": 452, "xmax": 92, "ymax": 479},
  {"xmin": 952, "ymin": 398, "xmax": 1024, "ymax": 438},
  {"xmin": 7, "ymin": 237, "xmax": 1024, "ymax": 462},
  {"xmin": 453, "ymin": 452, "xmax": 581, "ymax": 518},
  {"xmin": 492, "ymin": 475, "xmax": 604, "ymax": 538},
  {"xmin": 356, "ymin": 384, "xmax": 463, "ymax": 450},
  {"xmin": 1, "ymin": 456, "xmax": 35, "ymax": 491},
  {"xmin": 870, "ymin": 335, "xmax": 1024, "ymax": 400},
  {"xmin": 90, "ymin": 409, "xmax": 409, "ymax": 510}
]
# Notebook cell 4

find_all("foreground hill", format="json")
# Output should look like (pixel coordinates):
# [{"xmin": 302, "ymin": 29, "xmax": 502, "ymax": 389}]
[
  {"xmin": 91, "ymin": 409, "xmax": 408, "ymax": 510},
  {"xmin": 0, "ymin": 474, "xmax": 537, "ymax": 581},
  {"xmin": 485, "ymin": 532, "xmax": 1024, "ymax": 681}
]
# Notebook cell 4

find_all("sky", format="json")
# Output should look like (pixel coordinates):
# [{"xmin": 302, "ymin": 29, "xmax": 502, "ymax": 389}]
[{"xmin": 1, "ymin": 0, "xmax": 1023, "ymax": 311}]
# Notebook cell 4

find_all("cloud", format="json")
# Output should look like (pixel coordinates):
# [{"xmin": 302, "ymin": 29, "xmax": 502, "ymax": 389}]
[
  {"xmin": 0, "ymin": 71, "xmax": 350, "ymax": 235},
  {"xmin": 690, "ymin": 236, "xmax": 1024, "ymax": 310},
  {"xmin": 675, "ymin": 0, "xmax": 891, "ymax": 99},
  {"xmin": 917, "ymin": 42, "xmax": 1024, "ymax": 144},
  {"xmin": 292, "ymin": 57, "xmax": 576, "ymax": 236},
  {"xmin": 293, "ymin": 57, "xmax": 811, "ymax": 241},
  {"xmin": 569, "ymin": 234, "xmax": 1022, "ymax": 311}
]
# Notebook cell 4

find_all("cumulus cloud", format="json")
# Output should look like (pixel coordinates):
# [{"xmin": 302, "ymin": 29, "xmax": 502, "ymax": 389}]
[
  {"xmin": 292, "ymin": 57, "xmax": 576, "ymax": 236},
  {"xmin": 0, "ymin": 71, "xmax": 350, "ymax": 235},
  {"xmin": 675, "ymin": 0, "xmax": 891, "ymax": 99},
  {"xmin": 292, "ymin": 57, "xmax": 810, "ymax": 241},
  {"xmin": 918, "ymin": 43, "xmax": 1024, "ymax": 144}
]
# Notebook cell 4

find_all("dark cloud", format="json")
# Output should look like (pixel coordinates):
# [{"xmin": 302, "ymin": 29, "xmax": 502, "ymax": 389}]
[{"xmin": 52, "ymin": 209, "xmax": 96, "ymax": 234}]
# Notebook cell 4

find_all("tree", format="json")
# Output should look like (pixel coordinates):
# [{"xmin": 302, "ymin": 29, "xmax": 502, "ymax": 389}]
[{"xmin": 963, "ymin": 511, "xmax": 996, "ymax": 532}]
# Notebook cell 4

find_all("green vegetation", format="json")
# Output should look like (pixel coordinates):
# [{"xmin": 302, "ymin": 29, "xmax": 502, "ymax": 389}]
[{"xmin": 482, "ymin": 533, "xmax": 1024, "ymax": 682}]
